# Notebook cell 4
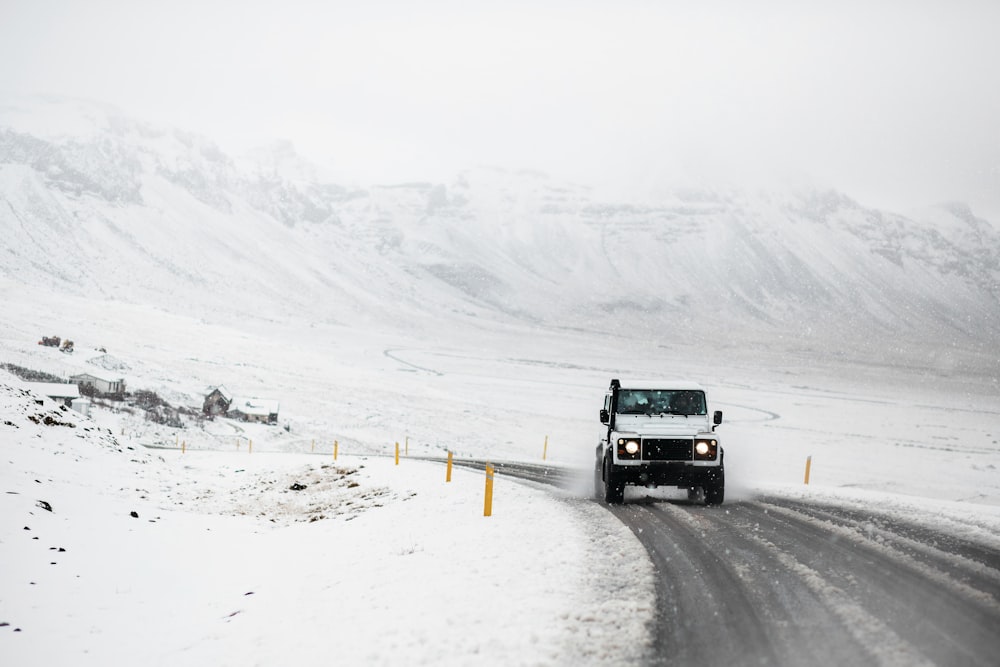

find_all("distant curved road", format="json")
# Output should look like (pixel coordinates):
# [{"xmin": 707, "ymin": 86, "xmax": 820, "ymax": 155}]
[
  {"xmin": 434, "ymin": 458, "xmax": 1000, "ymax": 666},
  {"xmin": 714, "ymin": 401, "xmax": 781, "ymax": 423},
  {"xmin": 383, "ymin": 348, "xmax": 444, "ymax": 376}
]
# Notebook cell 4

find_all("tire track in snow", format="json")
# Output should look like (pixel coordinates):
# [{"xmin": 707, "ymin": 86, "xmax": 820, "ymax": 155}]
[
  {"xmin": 731, "ymin": 501, "xmax": 1000, "ymax": 666},
  {"xmin": 714, "ymin": 401, "xmax": 781, "ymax": 423},
  {"xmin": 760, "ymin": 498, "xmax": 1000, "ymax": 599},
  {"xmin": 745, "ymin": 531, "xmax": 935, "ymax": 667},
  {"xmin": 616, "ymin": 502, "xmax": 784, "ymax": 666},
  {"xmin": 612, "ymin": 500, "xmax": 879, "ymax": 666},
  {"xmin": 607, "ymin": 496, "xmax": 1000, "ymax": 666}
]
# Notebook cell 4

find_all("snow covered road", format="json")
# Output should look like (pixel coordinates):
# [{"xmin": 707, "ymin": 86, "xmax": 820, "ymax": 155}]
[
  {"xmin": 612, "ymin": 497, "xmax": 1000, "ymax": 666},
  {"xmin": 481, "ymin": 459, "xmax": 1000, "ymax": 666},
  {"xmin": 414, "ymin": 450, "xmax": 1000, "ymax": 666}
]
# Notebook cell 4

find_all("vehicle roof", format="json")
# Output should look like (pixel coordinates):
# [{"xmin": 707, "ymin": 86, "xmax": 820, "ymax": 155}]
[{"xmin": 614, "ymin": 380, "xmax": 706, "ymax": 391}]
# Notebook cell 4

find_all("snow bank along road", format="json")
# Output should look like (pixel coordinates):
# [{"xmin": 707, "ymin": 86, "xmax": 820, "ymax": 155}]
[{"xmin": 462, "ymin": 459, "xmax": 1000, "ymax": 667}]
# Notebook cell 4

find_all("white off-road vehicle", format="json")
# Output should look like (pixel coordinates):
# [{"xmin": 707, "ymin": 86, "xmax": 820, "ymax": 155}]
[{"xmin": 595, "ymin": 378, "xmax": 724, "ymax": 504}]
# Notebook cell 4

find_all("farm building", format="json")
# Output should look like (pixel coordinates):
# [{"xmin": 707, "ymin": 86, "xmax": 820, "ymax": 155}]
[
  {"xmin": 227, "ymin": 397, "xmax": 280, "ymax": 424},
  {"xmin": 23, "ymin": 382, "xmax": 81, "ymax": 407},
  {"xmin": 70, "ymin": 371, "xmax": 125, "ymax": 396},
  {"xmin": 203, "ymin": 385, "xmax": 233, "ymax": 416}
]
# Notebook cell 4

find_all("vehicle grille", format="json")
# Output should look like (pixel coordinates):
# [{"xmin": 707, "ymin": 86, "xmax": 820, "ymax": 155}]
[{"xmin": 642, "ymin": 438, "xmax": 692, "ymax": 461}]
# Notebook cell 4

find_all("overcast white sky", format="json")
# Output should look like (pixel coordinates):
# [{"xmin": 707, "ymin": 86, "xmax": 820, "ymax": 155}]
[{"xmin": 1, "ymin": 0, "xmax": 998, "ymax": 217}]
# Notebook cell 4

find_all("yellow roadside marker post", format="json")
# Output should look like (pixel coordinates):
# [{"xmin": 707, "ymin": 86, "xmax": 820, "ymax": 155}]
[
  {"xmin": 484, "ymin": 464, "xmax": 495, "ymax": 517},
  {"xmin": 446, "ymin": 451, "xmax": 453, "ymax": 482},
  {"xmin": 334, "ymin": 440, "xmax": 339, "ymax": 460},
  {"xmin": 804, "ymin": 456, "xmax": 812, "ymax": 484},
  {"xmin": 543, "ymin": 435, "xmax": 548, "ymax": 460},
  {"xmin": 395, "ymin": 441, "xmax": 400, "ymax": 465}
]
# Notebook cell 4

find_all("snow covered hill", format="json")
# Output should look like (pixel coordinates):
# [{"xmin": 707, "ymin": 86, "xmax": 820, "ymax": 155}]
[
  {"xmin": 0, "ymin": 370, "xmax": 653, "ymax": 666},
  {"xmin": 2, "ymin": 95, "xmax": 997, "ymax": 373}
]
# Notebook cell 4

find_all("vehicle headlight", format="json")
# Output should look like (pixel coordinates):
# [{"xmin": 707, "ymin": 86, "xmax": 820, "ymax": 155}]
[
  {"xmin": 694, "ymin": 438, "xmax": 717, "ymax": 460},
  {"xmin": 616, "ymin": 437, "xmax": 641, "ymax": 459}
]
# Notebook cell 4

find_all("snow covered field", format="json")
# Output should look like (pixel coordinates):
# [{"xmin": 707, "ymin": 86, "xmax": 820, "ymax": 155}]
[
  {"xmin": 2, "ymin": 370, "xmax": 654, "ymax": 666},
  {"xmin": 2, "ymin": 299, "xmax": 999, "ymax": 664}
]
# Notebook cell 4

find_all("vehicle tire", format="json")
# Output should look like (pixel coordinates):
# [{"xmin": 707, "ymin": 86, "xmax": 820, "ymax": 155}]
[
  {"xmin": 604, "ymin": 456, "xmax": 625, "ymax": 504},
  {"xmin": 704, "ymin": 469, "xmax": 725, "ymax": 506},
  {"xmin": 687, "ymin": 487, "xmax": 701, "ymax": 502}
]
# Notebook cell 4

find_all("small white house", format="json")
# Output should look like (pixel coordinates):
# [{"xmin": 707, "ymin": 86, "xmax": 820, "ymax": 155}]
[
  {"xmin": 227, "ymin": 397, "xmax": 280, "ymax": 424},
  {"xmin": 70, "ymin": 371, "xmax": 126, "ymax": 396},
  {"xmin": 23, "ymin": 382, "xmax": 81, "ymax": 407}
]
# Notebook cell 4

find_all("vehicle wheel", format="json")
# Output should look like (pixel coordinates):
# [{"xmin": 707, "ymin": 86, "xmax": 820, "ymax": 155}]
[
  {"xmin": 704, "ymin": 469, "xmax": 725, "ymax": 506},
  {"xmin": 687, "ymin": 487, "xmax": 701, "ymax": 502},
  {"xmin": 604, "ymin": 456, "xmax": 625, "ymax": 504}
]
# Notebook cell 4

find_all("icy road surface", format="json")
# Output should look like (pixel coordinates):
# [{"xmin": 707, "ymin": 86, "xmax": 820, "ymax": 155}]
[
  {"xmin": 467, "ymin": 460, "xmax": 1000, "ymax": 667},
  {"xmin": 612, "ymin": 496, "xmax": 1000, "ymax": 667}
]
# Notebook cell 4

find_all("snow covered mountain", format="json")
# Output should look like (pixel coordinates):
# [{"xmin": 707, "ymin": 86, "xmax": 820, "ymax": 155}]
[{"xmin": 2, "ymin": 95, "xmax": 998, "ymax": 371}]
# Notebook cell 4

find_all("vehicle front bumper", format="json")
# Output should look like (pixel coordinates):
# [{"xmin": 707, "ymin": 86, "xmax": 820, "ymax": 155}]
[{"xmin": 615, "ymin": 462, "xmax": 723, "ymax": 487}]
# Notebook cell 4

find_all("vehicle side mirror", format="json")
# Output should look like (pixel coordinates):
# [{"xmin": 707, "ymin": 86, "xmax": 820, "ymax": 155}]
[
  {"xmin": 600, "ymin": 409, "xmax": 609, "ymax": 424},
  {"xmin": 713, "ymin": 410, "xmax": 723, "ymax": 425}
]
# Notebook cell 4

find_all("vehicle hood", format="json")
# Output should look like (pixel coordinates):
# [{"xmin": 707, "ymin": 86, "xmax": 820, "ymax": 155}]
[{"xmin": 613, "ymin": 414, "xmax": 711, "ymax": 437}]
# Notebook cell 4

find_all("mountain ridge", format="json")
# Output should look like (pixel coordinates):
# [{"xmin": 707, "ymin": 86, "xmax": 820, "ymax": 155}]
[{"xmin": 1, "ymin": 95, "xmax": 997, "ymax": 369}]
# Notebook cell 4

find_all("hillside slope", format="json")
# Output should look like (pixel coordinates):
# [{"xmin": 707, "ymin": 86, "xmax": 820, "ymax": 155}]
[{"xmin": 2, "ymin": 95, "xmax": 997, "ymax": 368}]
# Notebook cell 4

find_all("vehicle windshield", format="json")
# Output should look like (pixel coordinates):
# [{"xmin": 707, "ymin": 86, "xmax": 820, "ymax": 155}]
[{"xmin": 617, "ymin": 389, "xmax": 706, "ymax": 415}]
